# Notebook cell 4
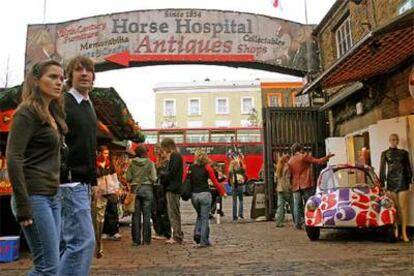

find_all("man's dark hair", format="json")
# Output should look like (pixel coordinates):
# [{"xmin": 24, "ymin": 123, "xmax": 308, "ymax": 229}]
[
  {"xmin": 135, "ymin": 145, "xmax": 148, "ymax": 158},
  {"xmin": 65, "ymin": 56, "xmax": 95, "ymax": 88},
  {"xmin": 160, "ymin": 137, "xmax": 176, "ymax": 152},
  {"xmin": 291, "ymin": 143, "xmax": 304, "ymax": 154}
]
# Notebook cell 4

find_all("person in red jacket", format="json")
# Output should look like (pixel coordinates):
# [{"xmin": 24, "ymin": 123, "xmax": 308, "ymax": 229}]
[
  {"xmin": 288, "ymin": 143, "xmax": 334, "ymax": 229},
  {"xmin": 185, "ymin": 149, "xmax": 226, "ymax": 247}
]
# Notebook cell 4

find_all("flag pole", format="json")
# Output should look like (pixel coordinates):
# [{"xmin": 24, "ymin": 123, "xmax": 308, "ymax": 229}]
[
  {"xmin": 304, "ymin": 0, "xmax": 309, "ymax": 24},
  {"xmin": 43, "ymin": 0, "xmax": 47, "ymax": 23}
]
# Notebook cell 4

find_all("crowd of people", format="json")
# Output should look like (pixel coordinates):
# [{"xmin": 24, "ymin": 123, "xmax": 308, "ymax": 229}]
[{"xmin": 4, "ymin": 56, "xmax": 412, "ymax": 275}]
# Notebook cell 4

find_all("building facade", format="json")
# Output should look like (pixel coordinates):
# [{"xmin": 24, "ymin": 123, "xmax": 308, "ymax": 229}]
[
  {"xmin": 154, "ymin": 80, "xmax": 262, "ymax": 128},
  {"xmin": 301, "ymin": 0, "xmax": 414, "ymax": 224},
  {"xmin": 261, "ymin": 82, "xmax": 304, "ymax": 108}
]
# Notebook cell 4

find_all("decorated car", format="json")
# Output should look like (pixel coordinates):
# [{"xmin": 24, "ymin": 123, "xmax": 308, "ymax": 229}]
[{"xmin": 304, "ymin": 164, "xmax": 396, "ymax": 242}]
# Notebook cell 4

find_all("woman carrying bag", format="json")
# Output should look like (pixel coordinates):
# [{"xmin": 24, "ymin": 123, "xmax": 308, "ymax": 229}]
[
  {"xmin": 126, "ymin": 145, "xmax": 156, "ymax": 246},
  {"xmin": 186, "ymin": 149, "xmax": 226, "ymax": 248}
]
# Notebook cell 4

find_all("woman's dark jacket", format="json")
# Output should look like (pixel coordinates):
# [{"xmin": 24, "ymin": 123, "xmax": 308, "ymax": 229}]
[
  {"xmin": 380, "ymin": 148, "xmax": 413, "ymax": 192},
  {"xmin": 163, "ymin": 152, "xmax": 183, "ymax": 194}
]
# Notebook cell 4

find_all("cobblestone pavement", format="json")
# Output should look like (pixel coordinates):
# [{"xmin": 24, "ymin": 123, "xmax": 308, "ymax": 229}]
[{"xmin": 1, "ymin": 197, "xmax": 413, "ymax": 275}]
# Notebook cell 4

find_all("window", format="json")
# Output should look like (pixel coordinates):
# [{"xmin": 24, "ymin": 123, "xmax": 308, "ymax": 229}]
[
  {"xmin": 188, "ymin": 98, "xmax": 200, "ymax": 115},
  {"xmin": 241, "ymin": 97, "xmax": 254, "ymax": 114},
  {"xmin": 163, "ymin": 99, "xmax": 176, "ymax": 116},
  {"xmin": 159, "ymin": 132, "xmax": 184, "ymax": 144},
  {"xmin": 186, "ymin": 129, "xmax": 209, "ymax": 143},
  {"xmin": 237, "ymin": 129, "xmax": 261, "ymax": 142},
  {"xmin": 143, "ymin": 131, "xmax": 157, "ymax": 144},
  {"xmin": 335, "ymin": 17, "xmax": 353, "ymax": 57},
  {"xmin": 319, "ymin": 168, "xmax": 374, "ymax": 190},
  {"xmin": 267, "ymin": 93, "xmax": 282, "ymax": 107},
  {"xmin": 211, "ymin": 132, "xmax": 233, "ymax": 142},
  {"xmin": 216, "ymin": 98, "xmax": 229, "ymax": 114}
]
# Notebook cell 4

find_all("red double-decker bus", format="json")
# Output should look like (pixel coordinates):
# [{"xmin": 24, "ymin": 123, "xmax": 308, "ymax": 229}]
[{"xmin": 141, "ymin": 127, "xmax": 264, "ymax": 195}]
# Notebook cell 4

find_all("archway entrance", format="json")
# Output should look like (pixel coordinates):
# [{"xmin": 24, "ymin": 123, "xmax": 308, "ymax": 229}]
[{"xmin": 25, "ymin": 9, "xmax": 317, "ymax": 76}]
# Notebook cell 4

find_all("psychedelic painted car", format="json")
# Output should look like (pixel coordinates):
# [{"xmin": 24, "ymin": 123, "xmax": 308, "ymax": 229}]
[{"xmin": 304, "ymin": 164, "xmax": 396, "ymax": 242}]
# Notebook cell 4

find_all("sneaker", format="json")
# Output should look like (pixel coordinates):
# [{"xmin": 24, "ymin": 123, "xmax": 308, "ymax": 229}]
[
  {"xmin": 113, "ymin": 233, "xmax": 122, "ymax": 239},
  {"xmin": 209, "ymin": 214, "xmax": 214, "ymax": 219},
  {"xmin": 218, "ymin": 211, "xmax": 225, "ymax": 217},
  {"xmin": 239, "ymin": 215, "xmax": 244, "ymax": 219},
  {"xmin": 101, "ymin": 234, "xmax": 109, "ymax": 240},
  {"xmin": 132, "ymin": 242, "xmax": 140, "ymax": 246},
  {"xmin": 276, "ymin": 224, "xmax": 284, "ymax": 228}
]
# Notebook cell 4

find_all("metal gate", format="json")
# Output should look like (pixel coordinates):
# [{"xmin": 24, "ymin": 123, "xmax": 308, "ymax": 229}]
[{"xmin": 262, "ymin": 107, "xmax": 327, "ymax": 220}]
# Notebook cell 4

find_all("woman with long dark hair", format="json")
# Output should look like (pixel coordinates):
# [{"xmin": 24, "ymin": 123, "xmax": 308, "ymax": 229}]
[{"xmin": 6, "ymin": 60, "xmax": 67, "ymax": 275}]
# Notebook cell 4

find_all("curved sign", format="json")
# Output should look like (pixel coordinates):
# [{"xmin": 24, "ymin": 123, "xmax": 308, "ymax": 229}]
[{"xmin": 25, "ymin": 9, "xmax": 317, "ymax": 75}]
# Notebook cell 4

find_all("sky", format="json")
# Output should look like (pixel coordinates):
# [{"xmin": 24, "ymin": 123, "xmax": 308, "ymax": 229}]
[{"xmin": 0, "ymin": 0, "xmax": 336, "ymax": 128}]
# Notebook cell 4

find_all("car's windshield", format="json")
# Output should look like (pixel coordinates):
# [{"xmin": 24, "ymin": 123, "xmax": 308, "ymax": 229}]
[{"xmin": 319, "ymin": 168, "xmax": 375, "ymax": 190}]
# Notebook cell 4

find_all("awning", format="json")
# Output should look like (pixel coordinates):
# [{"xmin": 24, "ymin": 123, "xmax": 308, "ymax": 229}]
[
  {"xmin": 319, "ymin": 82, "xmax": 364, "ymax": 111},
  {"xmin": 300, "ymin": 10, "xmax": 414, "ymax": 95}
]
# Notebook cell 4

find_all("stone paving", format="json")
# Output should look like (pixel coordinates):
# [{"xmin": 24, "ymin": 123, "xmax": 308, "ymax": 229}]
[{"xmin": 1, "ymin": 197, "xmax": 413, "ymax": 275}]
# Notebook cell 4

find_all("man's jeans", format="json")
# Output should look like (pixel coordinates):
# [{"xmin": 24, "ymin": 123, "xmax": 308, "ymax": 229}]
[
  {"xmin": 232, "ymin": 185, "xmax": 244, "ymax": 220},
  {"xmin": 191, "ymin": 192, "xmax": 212, "ymax": 246},
  {"xmin": 132, "ymin": 185, "xmax": 153, "ymax": 244},
  {"xmin": 293, "ymin": 188, "xmax": 315, "ymax": 227},
  {"xmin": 166, "ymin": 191, "xmax": 184, "ymax": 242},
  {"xmin": 275, "ymin": 191, "xmax": 293, "ymax": 226},
  {"xmin": 11, "ymin": 194, "xmax": 61, "ymax": 276},
  {"xmin": 59, "ymin": 184, "xmax": 95, "ymax": 276}
]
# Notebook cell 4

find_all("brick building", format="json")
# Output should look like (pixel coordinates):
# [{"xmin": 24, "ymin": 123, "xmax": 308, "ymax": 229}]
[{"xmin": 300, "ymin": 0, "xmax": 414, "ymax": 225}]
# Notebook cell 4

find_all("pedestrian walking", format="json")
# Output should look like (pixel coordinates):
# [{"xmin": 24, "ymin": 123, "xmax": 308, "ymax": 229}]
[
  {"xmin": 380, "ymin": 133, "xmax": 413, "ymax": 242},
  {"xmin": 126, "ymin": 145, "xmax": 157, "ymax": 246},
  {"xmin": 274, "ymin": 155, "xmax": 294, "ymax": 227},
  {"xmin": 186, "ymin": 150, "xmax": 226, "ymax": 247},
  {"xmin": 160, "ymin": 138, "xmax": 184, "ymax": 244},
  {"xmin": 152, "ymin": 145, "xmax": 172, "ymax": 240},
  {"xmin": 209, "ymin": 162, "xmax": 225, "ymax": 218},
  {"xmin": 288, "ymin": 143, "xmax": 334, "ymax": 229},
  {"xmin": 59, "ymin": 56, "xmax": 97, "ymax": 276},
  {"xmin": 97, "ymin": 146, "xmax": 122, "ymax": 242},
  {"xmin": 6, "ymin": 60, "xmax": 67, "ymax": 275},
  {"xmin": 228, "ymin": 157, "xmax": 247, "ymax": 221}
]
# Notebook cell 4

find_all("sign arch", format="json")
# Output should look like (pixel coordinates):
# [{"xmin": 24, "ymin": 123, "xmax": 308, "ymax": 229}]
[{"xmin": 25, "ymin": 9, "xmax": 317, "ymax": 76}]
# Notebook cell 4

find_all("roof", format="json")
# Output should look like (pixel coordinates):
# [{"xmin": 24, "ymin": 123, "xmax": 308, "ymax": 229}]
[
  {"xmin": 300, "ymin": 10, "xmax": 414, "ymax": 95},
  {"xmin": 0, "ymin": 86, "xmax": 145, "ymax": 142}
]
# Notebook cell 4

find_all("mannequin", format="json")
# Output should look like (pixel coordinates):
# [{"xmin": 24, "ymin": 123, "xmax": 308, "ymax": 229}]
[{"xmin": 379, "ymin": 133, "xmax": 413, "ymax": 242}]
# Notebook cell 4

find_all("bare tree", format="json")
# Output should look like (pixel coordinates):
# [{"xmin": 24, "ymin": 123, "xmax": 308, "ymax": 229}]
[{"xmin": 1, "ymin": 56, "xmax": 13, "ymax": 88}]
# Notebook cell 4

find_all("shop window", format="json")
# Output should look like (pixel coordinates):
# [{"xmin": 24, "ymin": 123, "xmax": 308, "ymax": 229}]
[{"xmin": 335, "ymin": 17, "xmax": 353, "ymax": 58}]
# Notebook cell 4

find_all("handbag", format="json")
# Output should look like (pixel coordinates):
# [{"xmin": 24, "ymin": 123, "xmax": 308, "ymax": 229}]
[
  {"xmin": 123, "ymin": 192, "xmax": 135, "ymax": 214},
  {"xmin": 181, "ymin": 165, "xmax": 192, "ymax": 201},
  {"xmin": 97, "ymin": 173, "xmax": 120, "ymax": 195}
]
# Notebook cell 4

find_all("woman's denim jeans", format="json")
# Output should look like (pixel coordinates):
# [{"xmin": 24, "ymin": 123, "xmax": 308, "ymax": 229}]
[
  {"xmin": 275, "ymin": 191, "xmax": 293, "ymax": 226},
  {"xmin": 132, "ymin": 185, "xmax": 154, "ymax": 245},
  {"xmin": 11, "ymin": 194, "xmax": 61, "ymax": 276},
  {"xmin": 191, "ymin": 192, "xmax": 212, "ymax": 246},
  {"xmin": 232, "ymin": 185, "xmax": 244, "ymax": 220},
  {"xmin": 59, "ymin": 184, "xmax": 95, "ymax": 276}
]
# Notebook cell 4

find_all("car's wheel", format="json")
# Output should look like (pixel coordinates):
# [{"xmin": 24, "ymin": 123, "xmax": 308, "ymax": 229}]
[
  {"xmin": 305, "ymin": 226, "xmax": 320, "ymax": 241},
  {"xmin": 384, "ymin": 224, "xmax": 397, "ymax": 243},
  {"xmin": 244, "ymin": 180, "xmax": 256, "ymax": 196}
]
